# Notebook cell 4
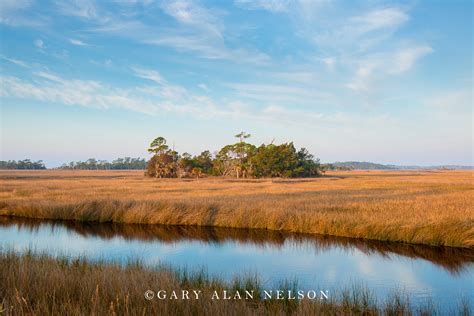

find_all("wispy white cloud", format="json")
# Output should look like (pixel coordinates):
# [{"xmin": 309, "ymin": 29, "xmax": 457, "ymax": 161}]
[
  {"xmin": 347, "ymin": 46, "xmax": 433, "ymax": 94},
  {"xmin": 1, "ymin": 55, "xmax": 30, "ymax": 68},
  {"xmin": 34, "ymin": 38, "xmax": 45, "ymax": 49},
  {"xmin": 425, "ymin": 90, "xmax": 472, "ymax": 113},
  {"xmin": 1, "ymin": 66, "xmax": 372, "ymax": 130},
  {"xmin": 54, "ymin": 0, "xmax": 270, "ymax": 64},
  {"xmin": 351, "ymin": 7, "xmax": 409, "ymax": 35},
  {"xmin": 132, "ymin": 67, "xmax": 166, "ymax": 85},
  {"xmin": 346, "ymin": 62, "xmax": 377, "ymax": 93},
  {"xmin": 32, "ymin": 71, "xmax": 63, "ymax": 82},
  {"xmin": 234, "ymin": 0, "xmax": 290, "ymax": 13},
  {"xmin": 0, "ymin": 0, "xmax": 32, "ymax": 12},
  {"xmin": 69, "ymin": 38, "xmax": 88, "ymax": 46},
  {"xmin": 160, "ymin": 0, "xmax": 223, "ymax": 38},
  {"xmin": 387, "ymin": 46, "xmax": 433, "ymax": 74},
  {"xmin": 0, "ymin": 0, "xmax": 39, "ymax": 26},
  {"xmin": 313, "ymin": 7, "xmax": 409, "ymax": 52},
  {"xmin": 1, "ymin": 67, "xmax": 221, "ymax": 117},
  {"xmin": 227, "ymin": 82, "xmax": 332, "ymax": 105},
  {"xmin": 321, "ymin": 57, "xmax": 336, "ymax": 71},
  {"xmin": 198, "ymin": 83, "xmax": 209, "ymax": 91},
  {"xmin": 1, "ymin": 73, "xmax": 160, "ymax": 115},
  {"xmin": 235, "ymin": 0, "xmax": 331, "ymax": 18},
  {"xmin": 55, "ymin": 0, "xmax": 99, "ymax": 20},
  {"xmin": 270, "ymin": 70, "xmax": 320, "ymax": 83}
]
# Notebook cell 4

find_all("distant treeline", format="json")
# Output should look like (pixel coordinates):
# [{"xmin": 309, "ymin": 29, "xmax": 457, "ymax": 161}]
[
  {"xmin": 331, "ymin": 161, "xmax": 395, "ymax": 170},
  {"xmin": 146, "ymin": 133, "xmax": 322, "ymax": 178},
  {"xmin": 58, "ymin": 157, "xmax": 147, "ymax": 170},
  {"xmin": 0, "ymin": 160, "xmax": 46, "ymax": 170},
  {"xmin": 319, "ymin": 163, "xmax": 354, "ymax": 171}
]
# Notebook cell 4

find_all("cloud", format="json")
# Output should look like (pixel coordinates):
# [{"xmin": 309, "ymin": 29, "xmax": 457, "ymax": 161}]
[
  {"xmin": 227, "ymin": 82, "xmax": 332, "ymax": 105},
  {"xmin": 351, "ymin": 8, "xmax": 409, "ymax": 35},
  {"xmin": 55, "ymin": 0, "xmax": 99, "ymax": 20},
  {"xmin": 0, "ymin": 68, "xmax": 218, "ymax": 117},
  {"xmin": 234, "ymin": 0, "xmax": 290, "ymax": 13},
  {"xmin": 0, "ymin": 55, "xmax": 30, "ymax": 68},
  {"xmin": 60, "ymin": 0, "xmax": 270, "ymax": 64},
  {"xmin": 0, "ymin": 0, "xmax": 34, "ymax": 25},
  {"xmin": 321, "ymin": 57, "xmax": 336, "ymax": 70},
  {"xmin": 69, "ymin": 38, "xmax": 88, "ymax": 46},
  {"xmin": 90, "ymin": 59, "xmax": 113, "ymax": 68},
  {"xmin": 425, "ymin": 90, "xmax": 472, "ymax": 113},
  {"xmin": 160, "ymin": 0, "xmax": 223, "ymax": 38},
  {"xmin": 0, "ymin": 0, "xmax": 31, "ymax": 12},
  {"xmin": 34, "ymin": 39, "xmax": 44, "ymax": 49},
  {"xmin": 1, "ymin": 66, "xmax": 363, "ymax": 130},
  {"xmin": 387, "ymin": 46, "xmax": 433, "ymax": 74},
  {"xmin": 346, "ymin": 62, "xmax": 377, "ymax": 93},
  {"xmin": 235, "ymin": 0, "xmax": 331, "ymax": 17},
  {"xmin": 133, "ymin": 67, "xmax": 166, "ymax": 85},
  {"xmin": 33, "ymin": 71, "xmax": 63, "ymax": 82},
  {"xmin": 198, "ymin": 83, "xmax": 209, "ymax": 91},
  {"xmin": 312, "ymin": 7, "xmax": 410, "ymax": 53},
  {"xmin": 269, "ymin": 70, "xmax": 320, "ymax": 83},
  {"xmin": 1, "ymin": 73, "xmax": 159, "ymax": 115},
  {"xmin": 347, "ymin": 46, "xmax": 433, "ymax": 94}
]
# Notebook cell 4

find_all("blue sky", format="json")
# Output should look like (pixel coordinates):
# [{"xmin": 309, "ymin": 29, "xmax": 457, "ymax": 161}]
[{"xmin": 0, "ymin": 0, "xmax": 472, "ymax": 167}]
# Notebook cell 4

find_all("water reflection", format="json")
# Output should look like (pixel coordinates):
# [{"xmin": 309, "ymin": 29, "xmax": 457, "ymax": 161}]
[{"xmin": 1, "ymin": 216, "xmax": 472, "ymax": 274}]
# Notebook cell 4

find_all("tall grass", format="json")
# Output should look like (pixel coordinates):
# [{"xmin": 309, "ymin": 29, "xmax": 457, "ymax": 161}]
[
  {"xmin": 0, "ymin": 170, "xmax": 473, "ymax": 247},
  {"xmin": 1, "ymin": 251, "xmax": 469, "ymax": 315}
]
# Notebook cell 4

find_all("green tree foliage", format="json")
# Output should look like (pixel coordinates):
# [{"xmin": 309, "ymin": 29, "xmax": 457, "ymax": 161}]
[
  {"xmin": 195, "ymin": 150, "xmax": 213, "ymax": 174},
  {"xmin": 212, "ymin": 142, "xmax": 256, "ymax": 177},
  {"xmin": 249, "ymin": 143, "xmax": 320, "ymax": 177},
  {"xmin": 148, "ymin": 137, "xmax": 169, "ymax": 155},
  {"xmin": 0, "ymin": 159, "xmax": 46, "ymax": 170},
  {"xmin": 145, "ymin": 134, "xmax": 322, "ymax": 179}
]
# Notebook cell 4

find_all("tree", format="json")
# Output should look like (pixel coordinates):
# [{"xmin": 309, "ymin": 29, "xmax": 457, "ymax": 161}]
[
  {"xmin": 145, "ymin": 136, "xmax": 178, "ymax": 178},
  {"xmin": 148, "ymin": 137, "xmax": 169, "ymax": 155},
  {"xmin": 234, "ymin": 131, "xmax": 253, "ymax": 178},
  {"xmin": 0, "ymin": 160, "xmax": 46, "ymax": 170},
  {"xmin": 213, "ymin": 142, "xmax": 256, "ymax": 177},
  {"xmin": 195, "ymin": 150, "xmax": 213, "ymax": 174},
  {"xmin": 250, "ymin": 143, "xmax": 298, "ymax": 177},
  {"xmin": 249, "ymin": 143, "xmax": 321, "ymax": 178},
  {"xmin": 142, "ymin": 133, "xmax": 322, "ymax": 179},
  {"xmin": 235, "ymin": 131, "xmax": 251, "ymax": 143}
]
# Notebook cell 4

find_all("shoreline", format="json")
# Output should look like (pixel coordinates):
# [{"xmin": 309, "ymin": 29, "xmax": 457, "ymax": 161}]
[
  {"xmin": 0, "ymin": 213, "xmax": 472, "ymax": 249},
  {"xmin": 1, "ymin": 170, "xmax": 472, "ymax": 248}
]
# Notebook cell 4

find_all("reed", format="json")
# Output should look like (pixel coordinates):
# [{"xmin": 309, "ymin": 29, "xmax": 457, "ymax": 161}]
[
  {"xmin": 0, "ymin": 170, "xmax": 473, "ymax": 247},
  {"xmin": 1, "ymin": 251, "xmax": 469, "ymax": 315}
]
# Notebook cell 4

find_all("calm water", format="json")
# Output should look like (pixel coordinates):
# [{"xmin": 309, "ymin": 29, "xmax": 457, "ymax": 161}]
[{"xmin": 0, "ymin": 217, "xmax": 473, "ymax": 310}]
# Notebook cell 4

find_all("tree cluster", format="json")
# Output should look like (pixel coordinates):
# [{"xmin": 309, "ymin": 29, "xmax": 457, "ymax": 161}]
[
  {"xmin": 0, "ymin": 160, "xmax": 46, "ymax": 170},
  {"xmin": 320, "ymin": 163, "xmax": 354, "ymax": 171},
  {"xmin": 59, "ymin": 157, "xmax": 146, "ymax": 170},
  {"xmin": 145, "ymin": 133, "xmax": 322, "ymax": 178}
]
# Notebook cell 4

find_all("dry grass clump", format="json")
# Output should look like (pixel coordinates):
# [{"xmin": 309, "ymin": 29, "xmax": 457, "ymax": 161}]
[
  {"xmin": 1, "ymin": 251, "xmax": 469, "ymax": 315},
  {"xmin": 0, "ymin": 170, "xmax": 473, "ymax": 247}
]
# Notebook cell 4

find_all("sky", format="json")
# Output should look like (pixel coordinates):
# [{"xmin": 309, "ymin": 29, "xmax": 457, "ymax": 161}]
[{"xmin": 0, "ymin": 0, "xmax": 472, "ymax": 167}]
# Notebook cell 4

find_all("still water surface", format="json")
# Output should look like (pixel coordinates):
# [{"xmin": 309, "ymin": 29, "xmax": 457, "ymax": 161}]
[{"xmin": 0, "ymin": 217, "xmax": 472, "ymax": 309}]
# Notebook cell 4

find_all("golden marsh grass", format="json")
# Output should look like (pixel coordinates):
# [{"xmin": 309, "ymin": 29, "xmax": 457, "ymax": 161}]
[
  {"xmin": 1, "ymin": 251, "xmax": 469, "ymax": 316},
  {"xmin": 0, "ymin": 170, "xmax": 473, "ymax": 247}
]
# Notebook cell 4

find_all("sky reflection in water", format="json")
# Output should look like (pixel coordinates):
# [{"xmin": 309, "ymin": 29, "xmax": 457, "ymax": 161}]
[{"xmin": 0, "ymin": 218, "xmax": 472, "ymax": 309}]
